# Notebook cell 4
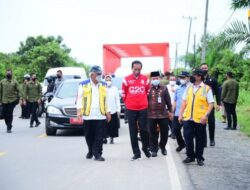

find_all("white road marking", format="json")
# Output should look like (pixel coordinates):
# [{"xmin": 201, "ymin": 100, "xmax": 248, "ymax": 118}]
[{"xmin": 166, "ymin": 143, "xmax": 182, "ymax": 190}]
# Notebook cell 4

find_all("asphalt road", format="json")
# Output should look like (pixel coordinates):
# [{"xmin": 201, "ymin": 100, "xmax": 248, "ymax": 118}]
[{"xmin": 0, "ymin": 107, "xmax": 249, "ymax": 190}]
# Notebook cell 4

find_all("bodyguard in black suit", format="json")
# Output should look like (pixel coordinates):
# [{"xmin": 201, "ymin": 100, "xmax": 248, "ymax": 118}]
[{"xmin": 200, "ymin": 63, "xmax": 220, "ymax": 147}]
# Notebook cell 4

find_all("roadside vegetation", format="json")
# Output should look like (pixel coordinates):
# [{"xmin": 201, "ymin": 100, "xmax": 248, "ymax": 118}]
[{"xmin": 183, "ymin": 0, "xmax": 250, "ymax": 136}]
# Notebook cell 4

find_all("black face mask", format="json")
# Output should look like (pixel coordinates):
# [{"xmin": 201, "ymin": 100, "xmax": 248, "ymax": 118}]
[
  {"xmin": 6, "ymin": 73, "xmax": 12, "ymax": 79},
  {"xmin": 190, "ymin": 76, "xmax": 196, "ymax": 83},
  {"xmin": 176, "ymin": 79, "xmax": 181, "ymax": 86},
  {"xmin": 203, "ymin": 70, "xmax": 208, "ymax": 75},
  {"xmin": 57, "ymin": 75, "xmax": 62, "ymax": 79}
]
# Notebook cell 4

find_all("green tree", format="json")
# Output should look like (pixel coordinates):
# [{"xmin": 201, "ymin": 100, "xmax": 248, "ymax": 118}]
[{"xmin": 231, "ymin": 0, "xmax": 250, "ymax": 10}]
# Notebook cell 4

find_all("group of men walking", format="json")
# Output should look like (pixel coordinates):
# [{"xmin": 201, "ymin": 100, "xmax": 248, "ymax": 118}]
[
  {"xmin": 76, "ymin": 60, "xmax": 239, "ymax": 166},
  {"xmin": 0, "ymin": 69, "xmax": 65, "ymax": 133},
  {"xmin": 1, "ymin": 61, "xmax": 239, "ymax": 166}
]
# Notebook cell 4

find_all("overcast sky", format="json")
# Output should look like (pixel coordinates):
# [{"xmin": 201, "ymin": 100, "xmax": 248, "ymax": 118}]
[{"xmin": 0, "ymin": 0, "xmax": 248, "ymax": 71}]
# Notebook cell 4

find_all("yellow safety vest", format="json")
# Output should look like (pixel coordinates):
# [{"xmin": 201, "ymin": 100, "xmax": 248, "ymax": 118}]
[
  {"xmin": 80, "ymin": 81, "xmax": 107, "ymax": 116},
  {"xmin": 183, "ymin": 84, "xmax": 210, "ymax": 123}
]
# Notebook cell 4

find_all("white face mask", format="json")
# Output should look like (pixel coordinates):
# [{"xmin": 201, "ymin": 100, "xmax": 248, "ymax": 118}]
[
  {"xmin": 169, "ymin": 81, "xmax": 176, "ymax": 86},
  {"xmin": 106, "ymin": 81, "xmax": 112, "ymax": 87},
  {"xmin": 96, "ymin": 75, "xmax": 102, "ymax": 82},
  {"xmin": 151, "ymin": 79, "xmax": 160, "ymax": 86},
  {"xmin": 180, "ymin": 79, "xmax": 187, "ymax": 85}
]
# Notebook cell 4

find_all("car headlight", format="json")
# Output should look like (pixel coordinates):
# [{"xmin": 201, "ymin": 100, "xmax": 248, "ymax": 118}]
[{"xmin": 47, "ymin": 106, "xmax": 62, "ymax": 115}]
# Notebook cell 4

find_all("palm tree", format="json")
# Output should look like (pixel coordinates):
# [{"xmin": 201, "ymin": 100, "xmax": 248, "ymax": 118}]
[
  {"xmin": 231, "ymin": 0, "xmax": 250, "ymax": 10},
  {"xmin": 218, "ymin": 0, "xmax": 250, "ymax": 53}
]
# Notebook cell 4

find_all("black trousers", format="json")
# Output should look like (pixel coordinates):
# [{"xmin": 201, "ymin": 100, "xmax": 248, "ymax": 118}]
[
  {"xmin": 204, "ymin": 108, "xmax": 215, "ymax": 145},
  {"xmin": 172, "ymin": 116, "xmax": 185, "ymax": 147},
  {"xmin": 148, "ymin": 118, "xmax": 169, "ymax": 152},
  {"xmin": 21, "ymin": 102, "xmax": 30, "ymax": 118},
  {"xmin": 2, "ymin": 100, "xmax": 18, "ymax": 130},
  {"xmin": 223, "ymin": 102, "xmax": 237, "ymax": 128},
  {"xmin": 183, "ymin": 120, "xmax": 206, "ymax": 160},
  {"xmin": 127, "ymin": 109, "xmax": 149, "ymax": 157},
  {"xmin": 29, "ymin": 101, "xmax": 39, "ymax": 125},
  {"xmin": 84, "ymin": 120, "xmax": 106, "ymax": 158}
]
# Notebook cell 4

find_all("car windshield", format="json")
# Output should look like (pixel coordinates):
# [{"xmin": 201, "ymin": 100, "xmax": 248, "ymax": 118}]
[
  {"xmin": 112, "ymin": 77, "xmax": 123, "ymax": 90},
  {"xmin": 56, "ymin": 81, "xmax": 79, "ymax": 98},
  {"xmin": 43, "ymin": 75, "xmax": 81, "ymax": 86}
]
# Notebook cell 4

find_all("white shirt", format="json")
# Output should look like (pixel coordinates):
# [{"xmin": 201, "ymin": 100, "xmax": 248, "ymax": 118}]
[
  {"xmin": 182, "ymin": 82, "xmax": 214, "ymax": 103},
  {"xmin": 107, "ymin": 85, "xmax": 121, "ymax": 114},
  {"xmin": 76, "ymin": 80, "xmax": 109, "ymax": 120},
  {"xmin": 167, "ymin": 84, "xmax": 179, "ymax": 104}
]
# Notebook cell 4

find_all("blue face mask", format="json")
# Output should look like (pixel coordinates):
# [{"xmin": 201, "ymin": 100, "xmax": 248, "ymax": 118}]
[{"xmin": 151, "ymin": 79, "xmax": 160, "ymax": 86}]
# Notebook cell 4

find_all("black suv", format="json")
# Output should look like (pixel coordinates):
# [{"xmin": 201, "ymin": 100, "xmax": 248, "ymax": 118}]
[{"xmin": 45, "ymin": 79, "xmax": 83, "ymax": 136}]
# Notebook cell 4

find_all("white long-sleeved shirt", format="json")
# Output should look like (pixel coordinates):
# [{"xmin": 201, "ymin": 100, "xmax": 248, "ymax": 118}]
[
  {"xmin": 76, "ymin": 80, "xmax": 109, "ymax": 120},
  {"xmin": 107, "ymin": 85, "xmax": 121, "ymax": 114}
]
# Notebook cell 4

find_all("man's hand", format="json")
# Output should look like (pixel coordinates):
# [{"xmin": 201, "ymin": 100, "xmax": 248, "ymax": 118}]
[
  {"xmin": 37, "ymin": 99, "xmax": 41, "ymax": 105},
  {"xmin": 106, "ymin": 112, "xmax": 111, "ymax": 123},
  {"xmin": 216, "ymin": 105, "xmax": 220, "ymax": 111},
  {"xmin": 200, "ymin": 115, "xmax": 207, "ymax": 125},
  {"xmin": 178, "ymin": 115, "xmax": 183, "ymax": 124},
  {"xmin": 168, "ymin": 112, "xmax": 173, "ymax": 121}
]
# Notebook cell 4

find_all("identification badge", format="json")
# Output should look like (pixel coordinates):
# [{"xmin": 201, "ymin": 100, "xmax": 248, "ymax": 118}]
[{"xmin": 157, "ymin": 97, "xmax": 162, "ymax": 103}]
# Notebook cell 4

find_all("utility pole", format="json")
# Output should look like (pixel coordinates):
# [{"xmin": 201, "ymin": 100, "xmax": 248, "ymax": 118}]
[
  {"xmin": 193, "ymin": 34, "xmax": 196, "ymax": 69},
  {"xmin": 201, "ymin": 0, "xmax": 209, "ymax": 64},
  {"xmin": 174, "ymin": 42, "xmax": 180, "ymax": 71},
  {"xmin": 183, "ymin": 16, "xmax": 196, "ymax": 69}
]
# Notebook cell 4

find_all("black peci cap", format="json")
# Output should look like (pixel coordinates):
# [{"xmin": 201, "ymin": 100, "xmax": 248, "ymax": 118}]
[{"xmin": 150, "ymin": 71, "xmax": 160, "ymax": 77}]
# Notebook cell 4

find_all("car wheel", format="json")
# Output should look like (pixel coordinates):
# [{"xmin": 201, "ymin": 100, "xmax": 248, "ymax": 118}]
[{"xmin": 45, "ymin": 117, "xmax": 57, "ymax": 136}]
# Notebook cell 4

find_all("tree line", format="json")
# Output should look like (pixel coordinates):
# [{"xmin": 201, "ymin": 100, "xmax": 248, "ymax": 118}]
[{"xmin": 0, "ymin": 35, "xmax": 90, "ymax": 82}]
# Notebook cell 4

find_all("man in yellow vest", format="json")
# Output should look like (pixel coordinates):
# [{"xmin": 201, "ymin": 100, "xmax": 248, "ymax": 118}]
[
  {"xmin": 77, "ymin": 65, "xmax": 111, "ymax": 161},
  {"xmin": 178, "ymin": 68, "xmax": 214, "ymax": 166}
]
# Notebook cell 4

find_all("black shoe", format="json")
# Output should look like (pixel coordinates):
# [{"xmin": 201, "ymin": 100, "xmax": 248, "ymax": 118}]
[
  {"xmin": 35, "ymin": 122, "xmax": 41, "ymax": 127},
  {"xmin": 224, "ymin": 127, "xmax": 231, "ymax": 130},
  {"xmin": 94, "ymin": 156, "xmax": 105, "ymax": 161},
  {"xmin": 197, "ymin": 159, "xmax": 204, "ymax": 166},
  {"xmin": 171, "ymin": 134, "xmax": 176, "ymax": 139},
  {"xmin": 86, "ymin": 152, "xmax": 93, "ymax": 159},
  {"xmin": 110, "ymin": 138, "xmax": 114, "ymax": 144},
  {"xmin": 160, "ymin": 148, "xmax": 167, "ymax": 156},
  {"xmin": 7, "ymin": 129, "xmax": 12, "ymax": 133},
  {"xmin": 143, "ymin": 149, "xmax": 151, "ymax": 158},
  {"xmin": 210, "ymin": 140, "xmax": 215, "ymax": 146},
  {"xmin": 30, "ymin": 125, "xmax": 34, "ymax": 128},
  {"xmin": 151, "ymin": 152, "xmax": 157, "ymax": 157},
  {"xmin": 183, "ymin": 157, "xmax": 195, "ymax": 164},
  {"xmin": 103, "ymin": 139, "xmax": 107, "ymax": 144},
  {"xmin": 130, "ymin": 155, "xmax": 141, "ymax": 161},
  {"xmin": 231, "ymin": 127, "xmax": 237, "ymax": 130},
  {"xmin": 176, "ymin": 145, "xmax": 185, "ymax": 152}
]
